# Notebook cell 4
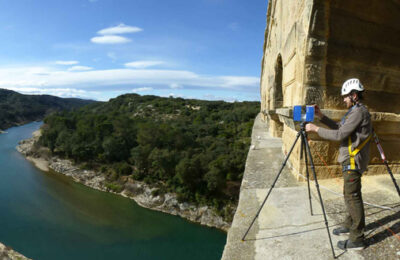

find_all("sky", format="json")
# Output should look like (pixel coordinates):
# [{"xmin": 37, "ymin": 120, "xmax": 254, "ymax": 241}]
[{"xmin": 0, "ymin": 0, "xmax": 268, "ymax": 102}]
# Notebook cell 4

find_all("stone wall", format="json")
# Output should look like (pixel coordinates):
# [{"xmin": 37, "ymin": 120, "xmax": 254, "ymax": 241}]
[
  {"xmin": 325, "ymin": 0, "xmax": 400, "ymax": 112},
  {"xmin": 260, "ymin": 0, "xmax": 400, "ymax": 178},
  {"xmin": 260, "ymin": 0, "xmax": 314, "ymax": 136}
]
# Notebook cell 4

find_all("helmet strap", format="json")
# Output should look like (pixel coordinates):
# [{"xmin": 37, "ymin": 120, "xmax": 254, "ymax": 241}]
[{"xmin": 350, "ymin": 92, "xmax": 359, "ymax": 106}]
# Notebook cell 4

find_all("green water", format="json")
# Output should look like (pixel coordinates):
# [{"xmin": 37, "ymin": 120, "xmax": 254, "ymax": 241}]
[{"xmin": 0, "ymin": 122, "xmax": 226, "ymax": 259}]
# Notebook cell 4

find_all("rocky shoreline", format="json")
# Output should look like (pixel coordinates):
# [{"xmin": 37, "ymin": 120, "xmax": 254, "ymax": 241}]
[
  {"xmin": 17, "ymin": 131, "xmax": 230, "ymax": 232},
  {"xmin": 0, "ymin": 242, "xmax": 31, "ymax": 260}
]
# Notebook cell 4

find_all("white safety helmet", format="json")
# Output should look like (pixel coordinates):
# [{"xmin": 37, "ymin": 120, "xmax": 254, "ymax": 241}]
[{"xmin": 341, "ymin": 78, "xmax": 364, "ymax": 96}]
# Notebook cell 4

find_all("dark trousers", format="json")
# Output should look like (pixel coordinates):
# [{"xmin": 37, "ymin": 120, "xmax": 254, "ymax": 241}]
[{"xmin": 343, "ymin": 170, "xmax": 365, "ymax": 242}]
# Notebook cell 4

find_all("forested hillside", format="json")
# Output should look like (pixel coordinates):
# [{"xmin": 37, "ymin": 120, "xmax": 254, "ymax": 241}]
[
  {"xmin": 0, "ymin": 89, "xmax": 95, "ymax": 130},
  {"xmin": 39, "ymin": 94, "xmax": 260, "ymax": 220}
]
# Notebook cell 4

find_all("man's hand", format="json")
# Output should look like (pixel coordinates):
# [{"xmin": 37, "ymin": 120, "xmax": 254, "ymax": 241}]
[
  {"xmin": 312, "ymin": 104, "xmax": 323, "ymax": 119},
  {"xmin": 305, "ymin": 123, "xmax": 320, "ymax": 133}
]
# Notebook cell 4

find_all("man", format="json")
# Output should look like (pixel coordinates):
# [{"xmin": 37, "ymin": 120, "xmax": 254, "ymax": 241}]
[{"xmin": 305, "ymin": 78, "xmax": 372, "ymax": 250}]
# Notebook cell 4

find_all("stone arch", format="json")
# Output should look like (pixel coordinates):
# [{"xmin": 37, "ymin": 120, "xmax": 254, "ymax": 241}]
[
  {"xmin": 268, "ymin": 54, "xmax": 284, "ymax": 137},
  {"xmin": 273, "ymin": 55, "xmax": 284, "ymax": 109}
]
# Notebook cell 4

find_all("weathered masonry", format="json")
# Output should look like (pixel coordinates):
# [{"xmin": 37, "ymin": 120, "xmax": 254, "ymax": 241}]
[{"xmin": 260, "ymin": 0, "xmax": 400, "ymax": 178}]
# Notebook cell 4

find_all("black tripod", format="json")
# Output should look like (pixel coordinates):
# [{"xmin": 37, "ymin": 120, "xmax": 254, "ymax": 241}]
[
  {"xmin": 241, "ymin": 122, "xmax": 336, "ymax": 258},
  {"xmin": 372, "ymin": 131, "xmax": 400, "ymax": 198}
]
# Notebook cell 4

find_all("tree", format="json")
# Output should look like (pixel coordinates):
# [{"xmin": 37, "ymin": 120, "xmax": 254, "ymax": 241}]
[
  {"xmin": 175, "ymin": 156, "xmax": 202, "ymax": 191},
  {"xmin": 102, "ymin": 136, "xmax": 129, "ymax": 162},
  {"xmin": 37, "ymin": 92, "xmax": 260, "ymax": 213}
]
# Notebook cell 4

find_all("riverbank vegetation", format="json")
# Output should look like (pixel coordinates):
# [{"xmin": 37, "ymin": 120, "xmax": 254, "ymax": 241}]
[{"xmin": 39, "ymin": 94, "xmax": 259, "ymax": 221}]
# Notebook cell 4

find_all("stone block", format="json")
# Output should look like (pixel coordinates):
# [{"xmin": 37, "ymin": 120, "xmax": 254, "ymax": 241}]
[
  {"xmin": 325, "ymin": 63, "xmax": 400, "ymax": 95},
  {"xmin": 307, "ymin": 140, "xmax": 329, "ymax": 165},
  {"xmin": 309, "ymin": 4, "xmax": 328, "ymax": 38},
  {"xmin": 373, "ymin": 122, "xmax": 400, "ymax": 136},
  {"xmin": 283, "ymin": 55, "xmax": 296, "ymax": 87},
  {"xmin": 330, "ymin": 0, "xmax": 400, "ymax": 28},
  {"xmin": 261, "ymin": 0, "xmax": 400, "ymax": 179},
  {"xmin": 307, "ymin": 37, "xmax": 327, "ymax": 58},
  {"xmin": 365, "ymin": 164, "xmax": 400, "ymax": 176},
  {"xmin": 269, "ymin": 119, "xmax": 283, "ymax": 137},
  {"xmin": 283, "ymin": 23, "xmax": 297, "ymax": 62},
  {"xmin": 304, "ymin": 63, "xmax": 323, "ymax": 85},
  {"xmin": 370, "ymin": 137, "xmax": 400, "ymax": 164},
  {"xmin": 312, "ymin": 165, "xmax": 343, "ymax": 179},
  {"xmin": 304, "ymin": 85, "xmax": 323, "ymax": 105}
]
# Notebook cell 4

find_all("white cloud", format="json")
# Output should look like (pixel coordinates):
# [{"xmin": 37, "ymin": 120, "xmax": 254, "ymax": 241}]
[
  {"xmin": 132, "ymin": 87, "xmax": 153, "ymax": 92},
  {"xmin": 218, "ymin": 76, "xmax": 260, "ymax": 88},
  {"xmin": 56, "ymin": 60, "xmax": 79, "ymax": 65},
  {"xmin": 91, "ymin": 23, "xmax": 141, "ymax": 45},
  {"xmin": 0, "ymin": 66, "xmax": 259, "ymax": 99},
  {"xmin": 68, "ymin": 66, "xmax": 93, "ymax": 71},
  {"xmin": 91, "ymin": 35, "xmax": 131, "ymax": 44},
  {"xmin": 203, "ymin": 94, "xmax": 237, "ymax": 102},
  {"xmin": 170, "ymin": 83, "xmax": 182, "ymax": 89},
  {"xmin": 124, "ymin": 61, "xmax": 164, "ymax": 69},
  {"xmin": 98, "ymin": 23, "xmax": 142, "ymax": 35}
]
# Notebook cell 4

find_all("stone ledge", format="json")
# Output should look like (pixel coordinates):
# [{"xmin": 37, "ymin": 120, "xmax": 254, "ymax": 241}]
[
  {"xmin": 272, "ymin": 108, "xmax": 400, "ymax": 131},
  {"xmin": 223, "ymin": 114, "xmax": 400, "ymax": 259}
]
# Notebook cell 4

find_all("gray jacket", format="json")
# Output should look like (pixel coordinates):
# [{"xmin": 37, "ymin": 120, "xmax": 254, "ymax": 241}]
[{"xmin": 317, "ymin": 103, "xmax": 372, "ymax": 173}]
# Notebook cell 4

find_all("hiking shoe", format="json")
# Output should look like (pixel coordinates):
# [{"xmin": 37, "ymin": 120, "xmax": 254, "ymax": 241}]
[
  {"xmin": 337, "ymin": 239, "xmax": 366, "ymax": 251},
  {"xmin": 332, "ymin": 227, "xmax": 350, "ymax": 236}
]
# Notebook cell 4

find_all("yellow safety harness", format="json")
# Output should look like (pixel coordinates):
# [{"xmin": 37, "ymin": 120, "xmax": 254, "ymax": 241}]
[{"xmin": 348, "ymin": 135, "xmax": 372, "ymax": 170}]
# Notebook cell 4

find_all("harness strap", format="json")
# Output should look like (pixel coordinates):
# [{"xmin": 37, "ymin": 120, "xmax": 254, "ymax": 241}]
[{"xmin": 348, "ymin": 135, "xmax": 372, "ymax": 170}]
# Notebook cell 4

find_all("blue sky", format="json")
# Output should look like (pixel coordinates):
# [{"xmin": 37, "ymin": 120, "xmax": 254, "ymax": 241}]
[{"xmin": 0, "ymin": 0, "xmax": 267, "ymax": 101}]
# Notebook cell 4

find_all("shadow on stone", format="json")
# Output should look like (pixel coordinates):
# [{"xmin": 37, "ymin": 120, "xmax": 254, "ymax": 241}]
[
  {"xmin": 245, "ymin": 225, "xmax": 328, "ymax": 241},
  {"xmin": 364, "ymin": 207, "xmax": 400, "ymax": 246}
]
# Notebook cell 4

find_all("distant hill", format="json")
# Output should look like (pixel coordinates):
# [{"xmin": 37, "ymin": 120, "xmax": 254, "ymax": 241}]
[
  {"xmin": 39, "ymin": 93, "xmax": 260, "ymax": 221},
  {"xmin": 0, "ymin": 89, "xmax": 96, "ymax": 130}
]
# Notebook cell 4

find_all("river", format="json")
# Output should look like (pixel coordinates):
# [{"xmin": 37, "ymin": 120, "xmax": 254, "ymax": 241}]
[{"xmin": 0, "ymin": 122, "xmax": 226, "ymax": 259}]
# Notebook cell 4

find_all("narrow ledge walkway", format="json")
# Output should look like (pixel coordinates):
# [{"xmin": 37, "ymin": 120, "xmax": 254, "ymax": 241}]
[{"xmin": 222, "ymin": 114, "xmax": 400, "ymax": 260}]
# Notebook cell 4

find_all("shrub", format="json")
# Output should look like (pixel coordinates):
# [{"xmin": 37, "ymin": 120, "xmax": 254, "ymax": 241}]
[{"xmin": 105, "ymin": 182, "xmax": 124, "ymax": 193}]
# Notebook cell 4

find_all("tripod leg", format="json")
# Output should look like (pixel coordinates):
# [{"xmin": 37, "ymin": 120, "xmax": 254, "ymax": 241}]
[
  {"xmin": 373, "ymin": 131, "xmax": 400, "ymax": 197},
  {"xmin": 384, "ymin": 161, "xmax": 400, "ymax": 198},
  {"xmin": 302, "ymin": 130, "xmax": 336, "ymax": 258},
  {"xmin": 241, "ymin": 131, "xmax": 302, "ymax": 241},
  {"xmin": 300, "ymin": 131, "xmax": 304, "ymax": 160},
  {"xmin": 301, "ymin": 133, "xmax": 313, "ymax": 216}
]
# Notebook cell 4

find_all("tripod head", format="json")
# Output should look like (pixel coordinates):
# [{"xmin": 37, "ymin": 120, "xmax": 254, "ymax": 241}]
[
  {"xmin": 300, "ymin": 121, "xmax": 309, "ymax": 130},
  {"xmin": 299, "ymin": 122, "xmax": 309, "ymax": 160}
]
